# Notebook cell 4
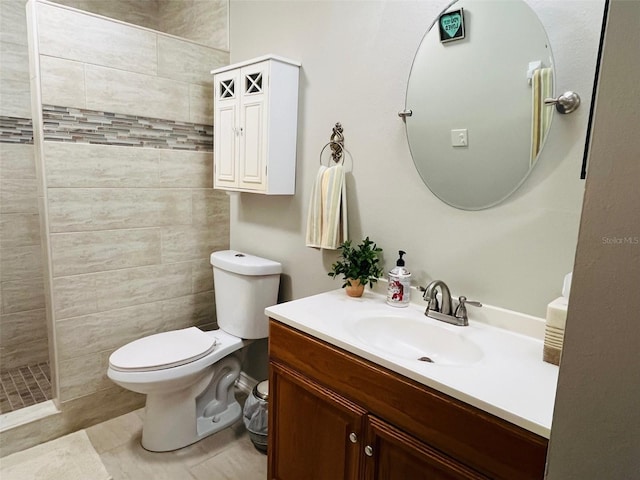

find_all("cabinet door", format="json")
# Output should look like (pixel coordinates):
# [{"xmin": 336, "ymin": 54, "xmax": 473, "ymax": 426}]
[
  {"xmin": 269, "ymin": 363, "xmax": 365, "ymax": 480},
  {"xmin": 363, "ymin": 416, "xmax": 488, "ymax": 480},
  {"xmin": 238, "ymin": 62, "xmax": 268, "ymax": 191},
  {"xmin": 214, "ymin": 69, "xmax": 240, "ymax": 189}
]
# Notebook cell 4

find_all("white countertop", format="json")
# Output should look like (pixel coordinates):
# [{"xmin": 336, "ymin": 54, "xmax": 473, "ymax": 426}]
[{"xmin": 265, "ymin": 286, "xmax": 559, "ymax": 438}]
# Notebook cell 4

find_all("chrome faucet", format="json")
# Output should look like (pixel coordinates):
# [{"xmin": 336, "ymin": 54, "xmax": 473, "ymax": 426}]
[
  {"xmin": 422, "ymin": 280, "xmax": 453, "ymax": 316},
  {"xmin": 421, "ymin": 280, "xmax": 481, "ymax": 327}
]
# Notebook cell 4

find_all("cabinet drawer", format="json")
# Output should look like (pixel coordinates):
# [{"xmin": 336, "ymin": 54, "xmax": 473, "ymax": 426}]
[{"xmin": 269, "ymin": 320, "xmax": 547, "ymax": 480}]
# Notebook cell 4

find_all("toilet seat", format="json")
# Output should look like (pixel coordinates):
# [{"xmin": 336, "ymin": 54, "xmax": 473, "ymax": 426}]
[{"xmin": 109, "ymin": 327, "xmax": 218, "ymax": 372}]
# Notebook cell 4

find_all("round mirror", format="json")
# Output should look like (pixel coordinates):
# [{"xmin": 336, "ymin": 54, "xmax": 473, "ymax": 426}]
[{"xmin": 405, "ymin": 0, "xmax": 554, "ymax": 210}]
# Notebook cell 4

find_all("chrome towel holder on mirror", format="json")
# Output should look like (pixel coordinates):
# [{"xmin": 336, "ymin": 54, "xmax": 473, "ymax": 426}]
[
  {"xmin": 398, "ymin": 91, "xmax": 581, "ymax": 119},
  {"xmin": 319, "ymin": 122, "xmax": 347, "ymax": 165},
  {"xmin": 544, "ymin": 91, "xmax": 581, "ymax": 114}
]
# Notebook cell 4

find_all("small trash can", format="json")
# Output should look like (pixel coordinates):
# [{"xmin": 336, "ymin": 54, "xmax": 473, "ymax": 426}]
[{"xmin": 243, "ymin": 380, "xmax": 268, "ymax": 453}]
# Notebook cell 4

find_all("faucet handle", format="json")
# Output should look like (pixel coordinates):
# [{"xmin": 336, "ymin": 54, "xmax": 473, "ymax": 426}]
[
  {"xmin": 454, "ymin": 296, "xmax": 482, "ymax": 324},
  {"xmin": 460, "ymin": 296, "xmax": 482, "ymax": 308},
  {"xmin": 419, "ymin": 285, "xmax": 440, "ymax": 312}
]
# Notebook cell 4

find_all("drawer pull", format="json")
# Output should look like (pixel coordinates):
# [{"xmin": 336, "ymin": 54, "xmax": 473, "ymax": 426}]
[
  {"xmin": 349, "ymin": 432, "xmax": 358, "ymax": 443},
  {"xmin": 364, "ymin": 445, "xmax": 374, "ymax": 457}
]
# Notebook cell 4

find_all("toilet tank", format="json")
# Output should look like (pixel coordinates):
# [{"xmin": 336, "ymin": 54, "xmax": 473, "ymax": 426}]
[{"xmin": 210, "ymin": 250, "xmax": 282, "ymax": 339}]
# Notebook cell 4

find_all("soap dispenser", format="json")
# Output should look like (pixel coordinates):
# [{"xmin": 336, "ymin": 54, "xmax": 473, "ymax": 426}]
[{"xmin": 387, "ymin": 250, "xmax": 411, "ymax": 307}]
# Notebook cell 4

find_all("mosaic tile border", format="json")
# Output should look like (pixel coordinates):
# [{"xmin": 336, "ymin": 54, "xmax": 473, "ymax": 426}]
[
  {"xmin": 43, "ymin": 106, "xmax": 213, "ymax": 151},
  {"xmin": 1, "ymin": 107, "xmax": 213, "ymax": 151},
  {"xmin": 0, "ymin": 115, "xmax": 34, "ymax": 144}
]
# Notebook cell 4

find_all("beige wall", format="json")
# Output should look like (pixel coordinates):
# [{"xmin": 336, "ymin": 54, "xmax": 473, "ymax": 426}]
[
  {"xmin": 546, "ymin": 0, "xmax": 640, "ymax": 477},
  {"xmin": 0, "ymin": 0, "xmax": 48, "ymax": 372},
  {"xmin": 1, "ymin": 0, "xmax": 230, "ymax": 456},
  {"xmin": 228, "ymin": 0, "xmax": 604, "ymax": 318}
]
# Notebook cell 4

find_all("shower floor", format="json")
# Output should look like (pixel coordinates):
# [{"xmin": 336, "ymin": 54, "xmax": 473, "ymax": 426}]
[{"xmin": 0, "ymin": 362, "xmax": 52, "ymax": 413}]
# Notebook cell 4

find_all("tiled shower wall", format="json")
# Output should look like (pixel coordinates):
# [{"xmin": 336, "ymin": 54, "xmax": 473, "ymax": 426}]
[
  {"xmin": 36, "ymin": 0, "xmax": 230, "ymax": 401},
  {"xmin": 49, "ymin": 0, "xmax": 161, "ymax": 31},
  {"xmin": 1, "ymin": 0, "xmax": 230, "ymax": 456},
  {"xmin": 0, "ymin": 0, "xmax": 49, "ymax": 373},
  {"xmin": 52, "ymin": 0, "xmax": 229, "ymax": 50},
  {"xmin": 156, "ymin": 0, "xmax": 229, "ymax": 50}
]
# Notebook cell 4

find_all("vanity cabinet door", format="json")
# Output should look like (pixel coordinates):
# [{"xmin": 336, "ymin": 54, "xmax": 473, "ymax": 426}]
[
  {"xmin": 363, "ymin": 416, "xmax": 488, "ymax": 480},
  {"xmin": 269, "ymin": 363, "xmax": 366, "ymax": 480}
]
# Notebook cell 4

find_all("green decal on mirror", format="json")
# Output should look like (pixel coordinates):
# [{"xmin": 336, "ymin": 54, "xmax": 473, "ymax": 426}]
[{"xmin": 439, "ymin": 8, "xmax": 465, "ymax": 43}]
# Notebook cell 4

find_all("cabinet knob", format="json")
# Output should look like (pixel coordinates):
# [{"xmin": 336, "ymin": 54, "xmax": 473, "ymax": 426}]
[
  {"xmin": 364, "ymin": 445, "xmax": 374, "ymax": 457},
  {"xmin": 349, "ymin": 432, "xmax": 358, "ymax": 444}
]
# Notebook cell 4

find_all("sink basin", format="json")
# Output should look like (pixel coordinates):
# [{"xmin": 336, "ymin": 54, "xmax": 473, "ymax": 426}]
[{"xmin": 350, "ymin": 315, "xmax": 484, "ymax": 366}]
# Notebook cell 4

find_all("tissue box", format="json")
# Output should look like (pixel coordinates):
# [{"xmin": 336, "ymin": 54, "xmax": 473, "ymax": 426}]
[{"xmin": 543, "ymin": 297, "xmax": 568, "ymax": 366}]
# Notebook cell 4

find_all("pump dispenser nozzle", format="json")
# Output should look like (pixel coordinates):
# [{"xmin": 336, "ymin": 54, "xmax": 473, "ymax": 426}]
[{"xmin": 396, "ymin": 250, "xmax": 406, "ymax": 266}]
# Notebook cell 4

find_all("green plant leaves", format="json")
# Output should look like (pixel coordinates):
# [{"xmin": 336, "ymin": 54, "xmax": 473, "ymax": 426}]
[{"xmin": 328, "ymin": 236, "xmax": 383, "ymax": 288}]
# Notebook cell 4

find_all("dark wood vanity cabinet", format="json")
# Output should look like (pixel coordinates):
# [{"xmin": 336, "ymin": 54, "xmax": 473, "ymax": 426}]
[
  {"xmin": 268, "ymin": 320, "xmax": 548, "ymax": 480},
  {"xmin": 270, "ymin": 361, "xmax": 482, "ymax": 480},
  {"xmin": 269, "ymin": 363, "xmax": 364, "ymax": 479},
  {"xmin": 363, "ymin": 415, "xmax": 487, "ymax": 480}
]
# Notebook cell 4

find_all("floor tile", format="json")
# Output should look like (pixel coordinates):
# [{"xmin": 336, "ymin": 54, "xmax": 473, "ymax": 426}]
[
  {"xmin": 2, "ymin": 383, "xmax": 266, "ymax": 477},
  {"xmin": 189, "ymin": 433, "xmax": 267, "ymax": 480},
  {"xmin": 99, "ymin": 438, "xmax": 198, "ymax": 480},
  {"xmin": 85, "ymin": 410, "xmax": 144, "ymax": 454},
  {"xmin": 85, "ymin": 387, "xmax": 266, "ymax": 479}
]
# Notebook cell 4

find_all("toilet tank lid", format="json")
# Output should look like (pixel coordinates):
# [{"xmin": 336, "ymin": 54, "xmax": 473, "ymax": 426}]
[{"xmin": 210, "ymin": 250, "xmax": 282, "ymax": 276}]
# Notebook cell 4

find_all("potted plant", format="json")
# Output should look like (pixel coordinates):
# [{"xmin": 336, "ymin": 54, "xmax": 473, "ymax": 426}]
[{"xmin": 328, "ymin": 237, "xmax": 384, "ymax": 297}]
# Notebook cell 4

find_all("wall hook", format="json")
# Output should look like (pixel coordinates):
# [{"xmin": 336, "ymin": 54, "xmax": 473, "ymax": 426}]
[{"xmin": 544, "ymin": 91, "xmax": 581, "ymax": 114}]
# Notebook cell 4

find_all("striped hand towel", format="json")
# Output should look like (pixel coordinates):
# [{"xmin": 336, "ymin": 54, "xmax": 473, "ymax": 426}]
[
  {"xmin": 305, "ymin": 165, "xmax": 327, "ymax": 248},
  {"xmin": 531, "ymin": 67, "xmax": 554, "ymax": 164},
  {"xmin": 305, "ymin": 164, "xmax": 348, "ymax": 249}
]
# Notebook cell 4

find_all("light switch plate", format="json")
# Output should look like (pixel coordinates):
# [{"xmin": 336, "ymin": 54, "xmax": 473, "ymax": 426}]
[{"xmin": 451, "ymin": 129, "xmax": 468, "ymax": 147}]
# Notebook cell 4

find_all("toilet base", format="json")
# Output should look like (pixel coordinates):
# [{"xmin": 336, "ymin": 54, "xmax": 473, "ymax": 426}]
[
  {"xmin": 195, "ymin": 400, "xmax": 242, "ymax": 442},
  {"xmin": 140, "ymin": 355, "xmax": 242, "ymax": 452}
]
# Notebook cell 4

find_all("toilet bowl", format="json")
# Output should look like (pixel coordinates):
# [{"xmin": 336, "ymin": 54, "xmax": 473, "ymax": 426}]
[{"xmin": 107, "ymin": 250, "xmax": 281, "ymax": 452}]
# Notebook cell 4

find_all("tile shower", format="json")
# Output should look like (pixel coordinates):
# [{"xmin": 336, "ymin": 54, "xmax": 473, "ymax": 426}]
[
  {"xmin": 0, "ymin": 0, "xmax": 230, "ymax": 455},
  {"xmin": 0, "ymin": 0, "xmax": 49, "ymax": 413}
]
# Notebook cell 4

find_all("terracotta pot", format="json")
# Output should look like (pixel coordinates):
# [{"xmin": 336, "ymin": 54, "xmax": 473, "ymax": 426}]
[{"xmin": 345, "ymin": 279, "xmax": 365, "ymax": 297}]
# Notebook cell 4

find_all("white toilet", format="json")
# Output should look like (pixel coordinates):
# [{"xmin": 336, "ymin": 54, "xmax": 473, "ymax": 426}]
[{"xmin": 107, "ymin": 250, "xmax": 281, "ymax": 452}]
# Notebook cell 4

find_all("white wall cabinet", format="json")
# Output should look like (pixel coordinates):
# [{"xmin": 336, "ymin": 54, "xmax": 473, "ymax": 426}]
[{"xmin": 212, "ymin": 55, "xmax": 300, "ymax": 194}]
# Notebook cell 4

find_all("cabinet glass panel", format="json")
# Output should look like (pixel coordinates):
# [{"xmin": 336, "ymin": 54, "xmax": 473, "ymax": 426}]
[
  {"xmin": 245, "ymin": 72, "xmax": 263, "ymax": 94},
  {"xmin": 219, "ymin": 79, "xmax": 235, "ymax": 99}
]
